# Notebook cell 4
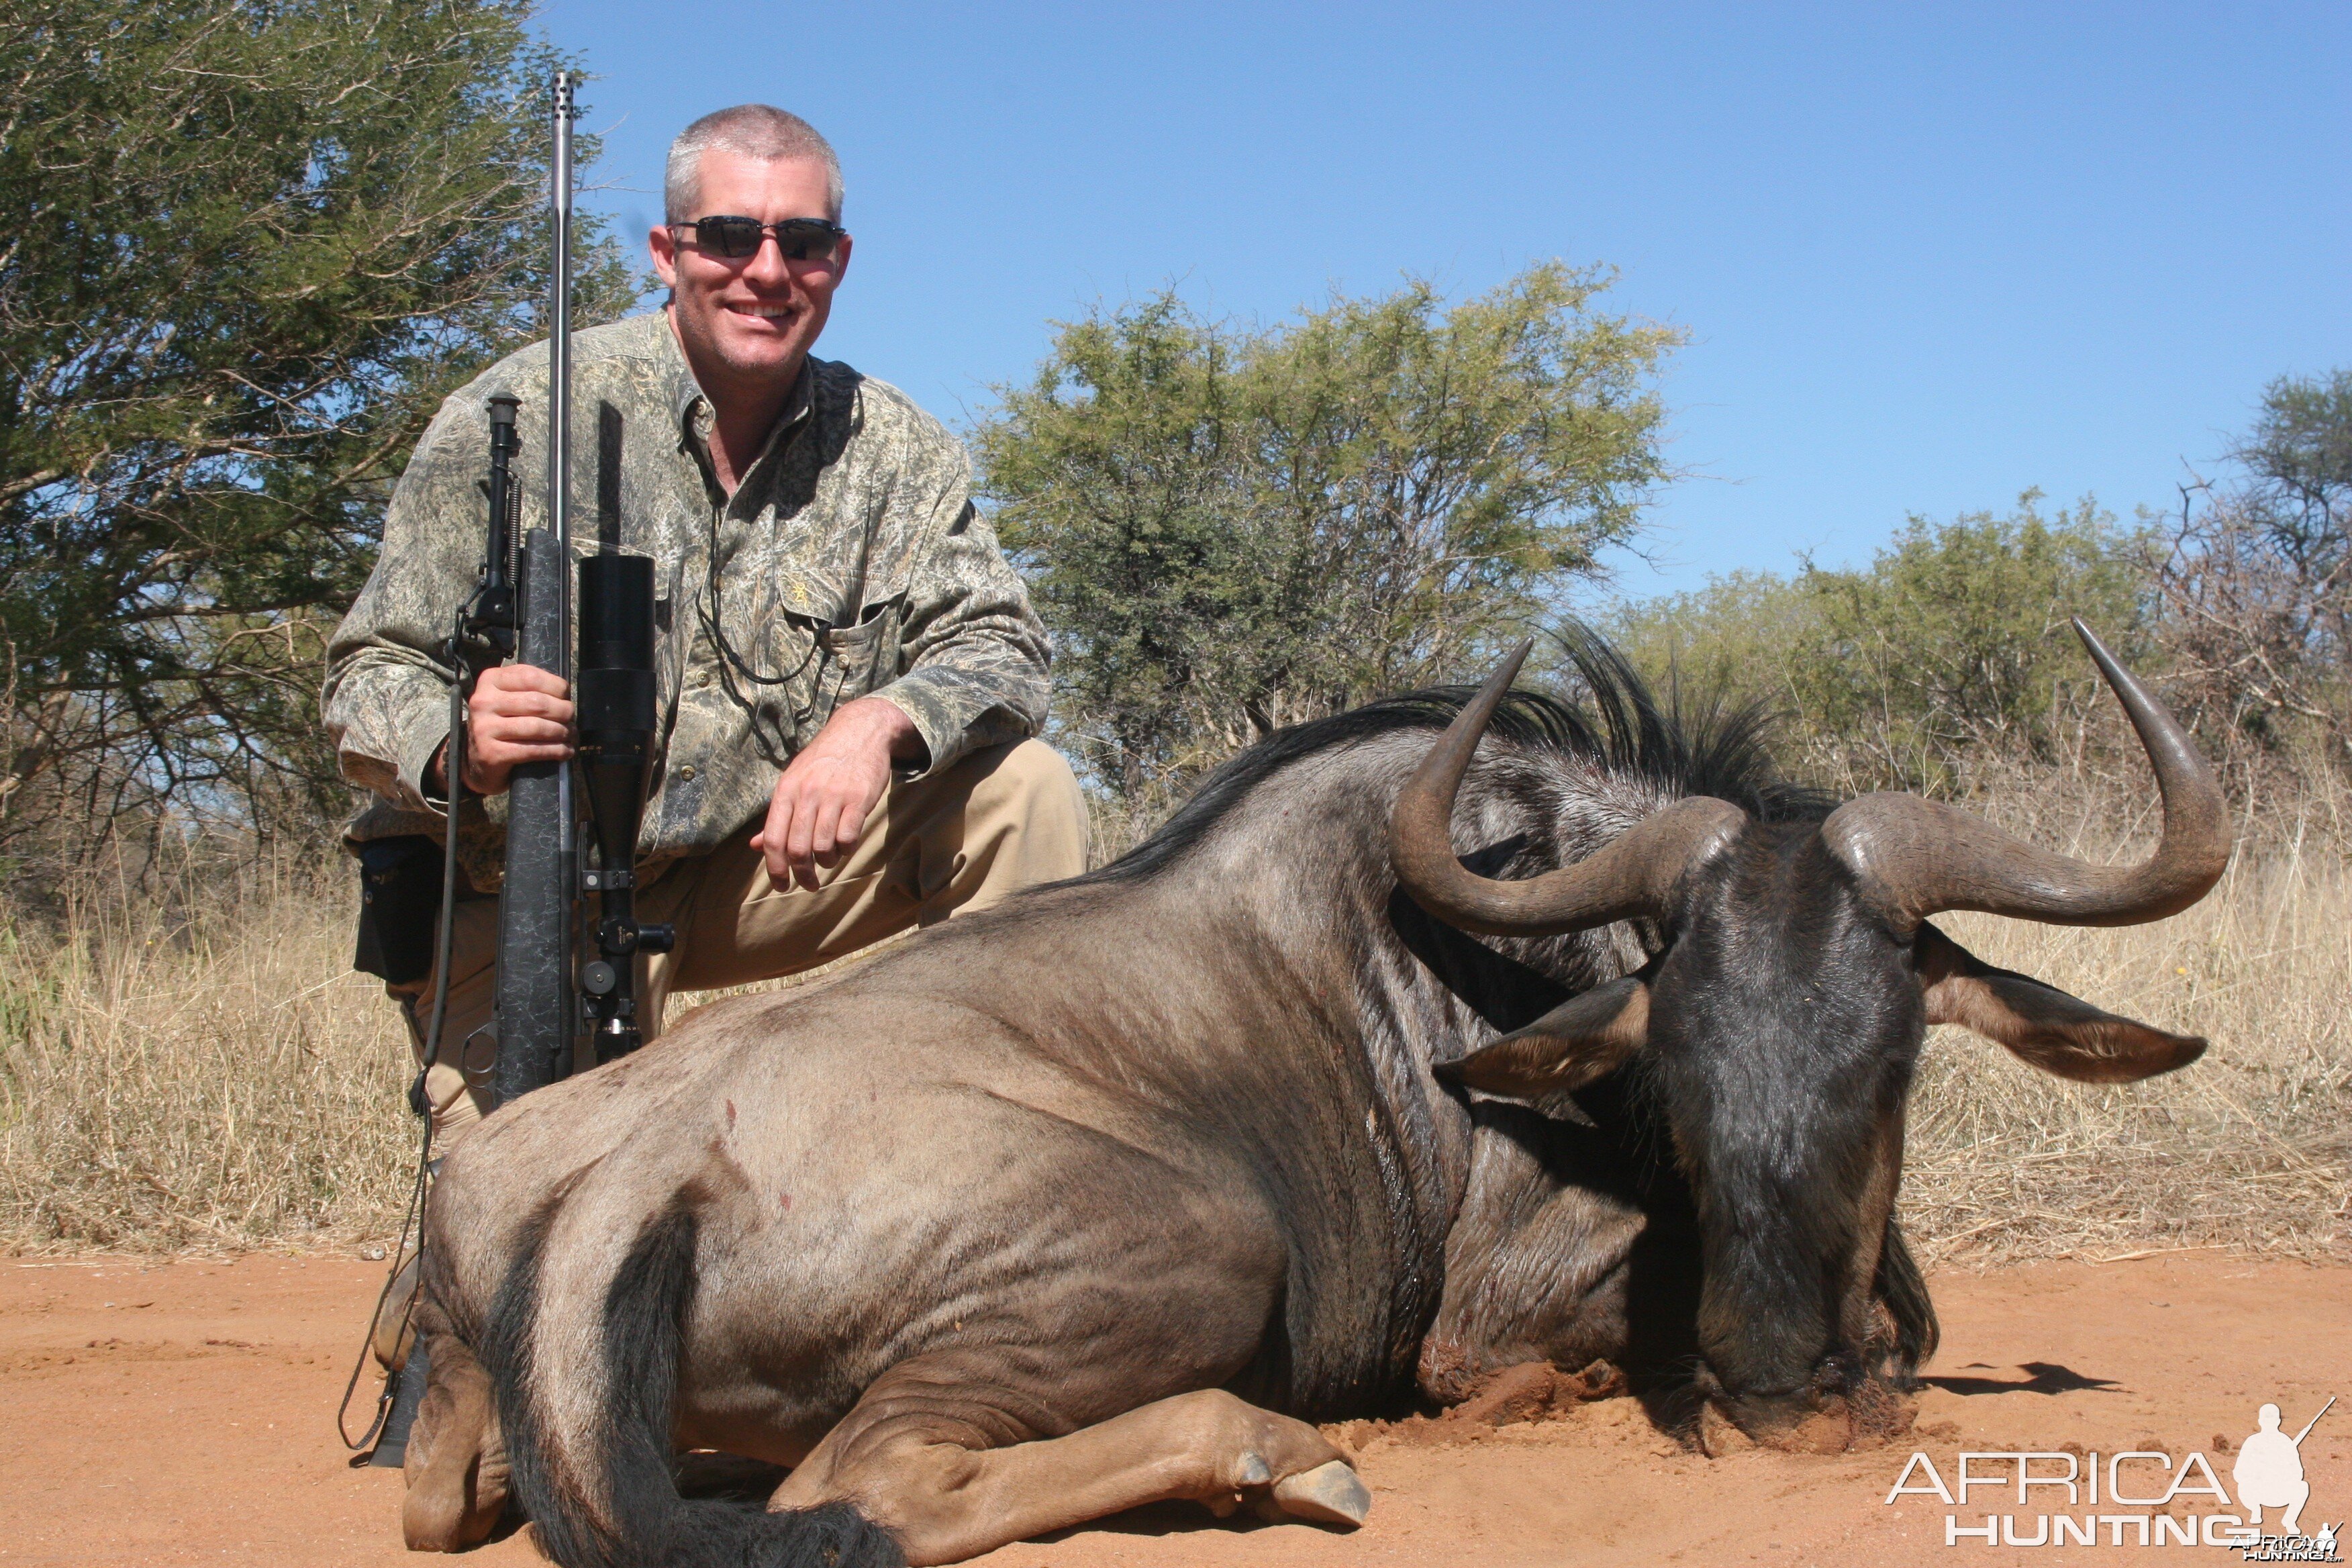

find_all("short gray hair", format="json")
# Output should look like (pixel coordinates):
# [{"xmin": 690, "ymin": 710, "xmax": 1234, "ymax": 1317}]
[{"xmin": 664, "ymin": 105, "xmax": 844, "ymax": 224}]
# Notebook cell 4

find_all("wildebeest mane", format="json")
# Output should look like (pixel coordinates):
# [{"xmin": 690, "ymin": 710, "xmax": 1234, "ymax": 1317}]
[{"xmin": 1081, "ymin": 624, "xmax": 1830, "ymax": 887}]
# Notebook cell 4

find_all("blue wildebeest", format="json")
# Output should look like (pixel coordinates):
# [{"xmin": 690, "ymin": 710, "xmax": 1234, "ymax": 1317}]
[{"xmin": 402, "ymin": 622, "xmax": 2227, "ymax": 1567}]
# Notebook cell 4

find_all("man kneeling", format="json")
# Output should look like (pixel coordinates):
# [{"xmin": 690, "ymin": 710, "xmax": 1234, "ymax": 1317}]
[{"xmin": 323, "ymin": 101, "xmax": 1085, "ymax": 1324}]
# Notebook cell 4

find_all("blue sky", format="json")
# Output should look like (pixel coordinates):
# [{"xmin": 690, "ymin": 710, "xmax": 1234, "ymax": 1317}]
[{"xmin": 539, "ymin": 1, "xmax": 2349, "ymax": 600}]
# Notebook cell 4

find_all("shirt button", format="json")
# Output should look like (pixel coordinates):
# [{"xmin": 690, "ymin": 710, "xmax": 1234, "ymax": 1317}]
[{"xmin": 676, "ymin": 765, "xmax": 697, "ymax": 783}]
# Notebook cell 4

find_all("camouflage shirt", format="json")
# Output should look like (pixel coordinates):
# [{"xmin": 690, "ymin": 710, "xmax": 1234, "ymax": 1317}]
[{"xmin": 324, "ymin": 311, "xmax": 1050, "ymax": 877}]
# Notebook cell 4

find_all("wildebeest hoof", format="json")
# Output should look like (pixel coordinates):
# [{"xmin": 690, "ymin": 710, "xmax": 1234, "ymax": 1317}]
[
  {"xmin": 1270, "ymin": 1460, "xmax": 1371, "ymax": 1527},
  {"xmin": 1235, "ymin": 1451, "xmax": 1271, "ymax": 1486}
]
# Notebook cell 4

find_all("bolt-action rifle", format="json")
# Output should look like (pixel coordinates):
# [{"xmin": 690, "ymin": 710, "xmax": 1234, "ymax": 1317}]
[
  {"xmin": 495, "ymin": 70, "xmax": 673, "ymax": 1099},
  {"xmin": 363, "ymin": 69, "xmax": 669, "ymax": 1465}
]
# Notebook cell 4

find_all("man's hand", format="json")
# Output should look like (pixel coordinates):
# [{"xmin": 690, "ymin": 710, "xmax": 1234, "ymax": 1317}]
[
  {"xmin": 430, "ymin": 665, "xmax": 575, "ymax": 798},
  {"xmin": 753, "ymin": 697, "xmax": 924, "ymax": 891}
]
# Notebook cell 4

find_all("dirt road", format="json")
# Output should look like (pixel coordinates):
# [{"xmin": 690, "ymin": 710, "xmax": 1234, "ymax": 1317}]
[{"xmin": 0, "ymin": 1251, "xmax": 2341, "ymax": 1567}]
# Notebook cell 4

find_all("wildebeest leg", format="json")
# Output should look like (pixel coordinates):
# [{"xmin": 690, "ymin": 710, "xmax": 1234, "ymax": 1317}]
[
  {"xmin": 401, "ymin": 1316, "xmax": 510, "ymax": 1552},
  {"xmin": 770, "ymin": 1362, "xmax": 1369, "ymax": 1566}
]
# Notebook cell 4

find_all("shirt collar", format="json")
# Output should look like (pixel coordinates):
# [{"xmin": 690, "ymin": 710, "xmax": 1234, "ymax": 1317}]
[{"xmin": 665, "ymin": 324, "xmax": 818, "ymax": 456}]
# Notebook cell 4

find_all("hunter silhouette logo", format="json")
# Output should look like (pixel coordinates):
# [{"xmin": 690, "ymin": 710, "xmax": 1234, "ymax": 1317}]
[
  {"xmin": 2239, "ymin": 1398, "xmax": 2332, "ymax": 1536},
  {"xmin": 1881, "ymin": 1393, "xmax": 2339, "ymax": 1557}
]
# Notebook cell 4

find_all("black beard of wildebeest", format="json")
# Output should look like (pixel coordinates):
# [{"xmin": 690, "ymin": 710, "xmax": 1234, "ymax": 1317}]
[{"xmin": 401, "ymin": 623, "xmax": 2228, "ymax": 1568}]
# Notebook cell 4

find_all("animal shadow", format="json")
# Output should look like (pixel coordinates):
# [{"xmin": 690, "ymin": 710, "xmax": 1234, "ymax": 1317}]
[
  {"xmin": 1923, "ymin": 1361, "xmax": 2119, "ymax": 1397},
  {"xmin": 672, "ymin": 1451, "xmax": 1240, "ymax": 1547},
  {"xmin": 1033, "ymin": 1499, "xmax": 1277, "ymax": 1542}
]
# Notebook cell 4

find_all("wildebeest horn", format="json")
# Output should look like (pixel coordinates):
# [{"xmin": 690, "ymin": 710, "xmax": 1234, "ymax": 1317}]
[
  {"xmin": 1820, "ymin": 620, "xmax": 2231, "ymax": 929},
  {"xmin": 1389, "ymin": 641, "xmax": 1746, "ymax": 938}
]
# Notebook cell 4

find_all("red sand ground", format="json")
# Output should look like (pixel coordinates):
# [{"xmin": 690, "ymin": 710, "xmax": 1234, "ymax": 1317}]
[{"xmin": 0, "ymin": 1251, "xmax": 2342, "ymax": 1567}]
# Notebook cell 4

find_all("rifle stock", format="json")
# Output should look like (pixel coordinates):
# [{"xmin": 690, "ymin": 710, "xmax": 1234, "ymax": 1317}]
[{"xmin": 491, "ymin": 521, "xmax": 577, "ymax": 1102}]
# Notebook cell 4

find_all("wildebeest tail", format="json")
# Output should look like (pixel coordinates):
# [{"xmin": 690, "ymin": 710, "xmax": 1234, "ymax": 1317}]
[{"xmin": 477, "ymin": 1196, "xmax": 905, "ymax": 1568}]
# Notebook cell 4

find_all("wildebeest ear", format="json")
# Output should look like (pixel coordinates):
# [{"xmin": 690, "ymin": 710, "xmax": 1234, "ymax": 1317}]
[
  {"xmin": 1912, "ymin": 922, "xmax": 2206, "ymax": 1083},
  {"xmin": 1436, "ymin": 976, "xmax": 1650, "ymax": 1099}
]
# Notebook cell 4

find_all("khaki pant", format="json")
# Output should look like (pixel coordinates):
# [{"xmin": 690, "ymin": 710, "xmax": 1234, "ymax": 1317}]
[{"xmin": 390, "ymin": 738, "xmax": 1087, "ymax": 1146}]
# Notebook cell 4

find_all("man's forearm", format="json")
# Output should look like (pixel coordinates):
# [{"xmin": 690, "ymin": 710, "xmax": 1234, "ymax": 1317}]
[
  {"xmin": 867, "ymin": 645, "xmax": 1046, "ymax": 779},
  {"xmin": 832, "ymin": 695, "xmax": 928, "ymax": 767},
  {"xmin": 322, "ymin": 647, "xmax": 460, "ymax": 816},
  {"xmin": 879, "ymin": 499, "xmax": 1051, "ymax": 777},
  {"xmin": 322, "ymin": 389, "xmax": 505, "ymax": 815}
]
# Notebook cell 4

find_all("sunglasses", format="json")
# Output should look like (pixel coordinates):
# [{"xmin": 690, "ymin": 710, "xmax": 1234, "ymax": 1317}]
[{"xmin": 673, "ymin": 215, "xmax": 846, "ymax": 262}]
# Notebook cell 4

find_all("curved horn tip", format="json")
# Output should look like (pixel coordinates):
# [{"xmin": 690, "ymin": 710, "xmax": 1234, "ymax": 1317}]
[
  {"xmin": 2069, "ymin": 618, "xmax": 2151, "ymax": 701},
  {"xmin": 1451, "ymin": 640, "xmax": 1535, "ymax": 731},
  {"xmin": 1489, "ymin": 639, "xmax": 1534, "ymax": 691}
]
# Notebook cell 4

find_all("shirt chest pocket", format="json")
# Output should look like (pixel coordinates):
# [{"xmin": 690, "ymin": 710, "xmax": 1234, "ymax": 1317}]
[{"xmin": 816, "ymin": 591, "xmax": 905, "ymax": 703}]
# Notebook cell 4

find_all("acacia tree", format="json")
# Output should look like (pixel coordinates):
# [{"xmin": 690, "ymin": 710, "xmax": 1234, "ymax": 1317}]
[
  {"xmin": 2157, "ymin": 370, "xmax": 2352, "ymax": 763},
  {"xmin": 1595, "ymin": 498, "xmax": 2155, "ymax": 795},
  {"xmin": 977, "ymin": 264, "xmax": 1680, "ymax": 801},
  {"xmin": 0, "ymin": 0, "xmax": 633, "ymax": 856},
  {"xmin": 1787, "ymin": 495, "xmax": 2155, "ymax": 787}
]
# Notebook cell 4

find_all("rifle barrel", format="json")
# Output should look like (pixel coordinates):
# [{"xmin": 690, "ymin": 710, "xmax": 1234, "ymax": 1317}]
[{"xmin": 549, "ymin": 69, "xmax": 576, "ymax": 857}]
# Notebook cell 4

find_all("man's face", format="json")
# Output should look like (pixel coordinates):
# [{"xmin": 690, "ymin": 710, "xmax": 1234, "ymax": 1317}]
[{"xmin": 650, "ymin": 147, "xmax": 849, "ymax": 395}]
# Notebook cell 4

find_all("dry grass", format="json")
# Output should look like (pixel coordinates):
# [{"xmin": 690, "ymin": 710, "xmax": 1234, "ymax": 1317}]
[
  {"xmin": 1907, "ymin": 863, "xmax": 2352, "ymax": 1267},
  {"xmin": 1901, "ymin": 782, "xmax": 2352, "ymax": 1267},
  {"xmin": 1, "ymin": 777, "xmax": 2344, "ymax": 1263},
  {"xmin": 0, "ymin": 854, "xmax": 414, "ymax": 1253}
]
